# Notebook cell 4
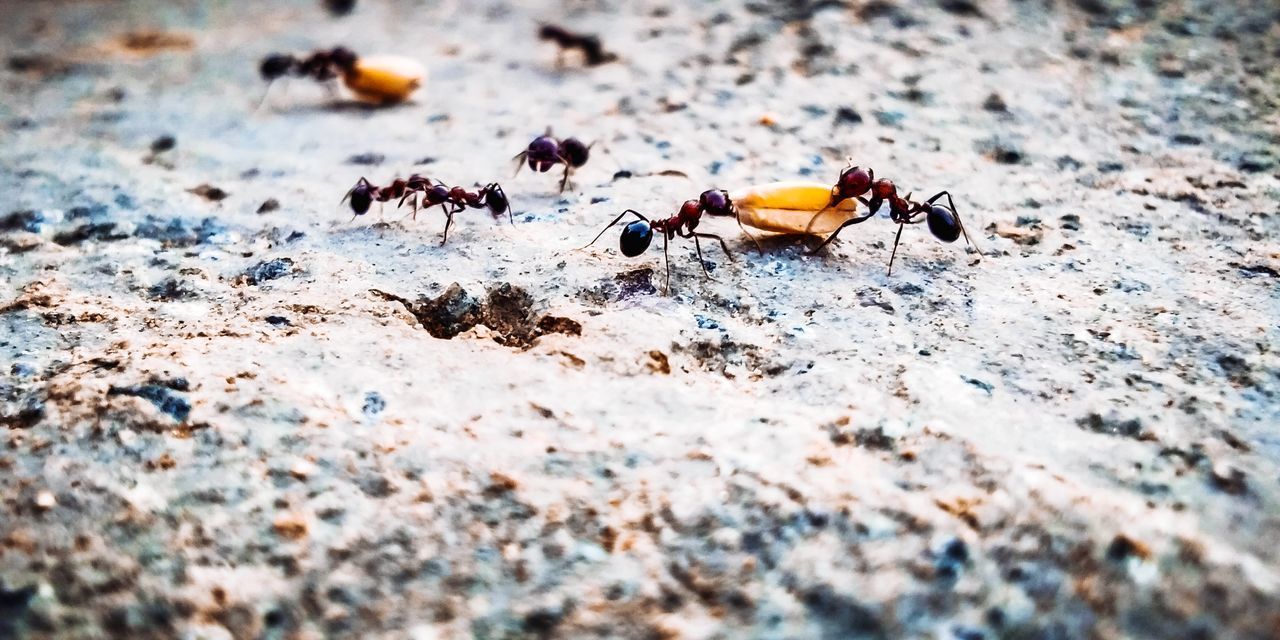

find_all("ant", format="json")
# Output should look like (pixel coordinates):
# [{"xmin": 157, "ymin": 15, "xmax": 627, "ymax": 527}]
[
  {"xmin": 810, "ymin": 165, "xmax": 979, "ymax": 275},
  {"xmin": 513, "ymin": 129, "xmax": 593, "ymax": 193},
  {"xmin": 585, "ymin": 189, "xmax": 736, "ymax": 292},
  {"xmin": 259, "ymin": 47, "xmax": 423, "ymax": 105},
  {"xmin": 342, "ymin": 177, "xmax": 510, "ymax": 244},
  {"xmin": 538, "ymin": 25, "xmax": 618, "ymax": 67},
  {"xmin": 260, "ymin": 47, "xmax": 357, "ymax": 84}
]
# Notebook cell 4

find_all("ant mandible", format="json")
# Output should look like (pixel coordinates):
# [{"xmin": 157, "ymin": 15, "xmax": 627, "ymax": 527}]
[
  {"xmin": 513, "ymin": 128, "xmax": 593, "ymax": 193},
  {"xmin": 584, "ymin": 189, "xmax": 736, "ymax": 292},
  {"xmin": 810, "ymin": 164, "xmax": 980, "ymax": 275},
  {"xmin": 342, "ymin": 177, "xmax": 510, "ymax": 245}
]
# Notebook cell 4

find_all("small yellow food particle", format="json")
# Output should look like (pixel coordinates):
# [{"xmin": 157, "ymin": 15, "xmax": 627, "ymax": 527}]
[
  {"xmin": 728, "ymin": 181, "xmax": 859, "ymax": 235},
  {"xmin": 343, "ymin": 55, "xmax": 426, "ymax": 104}
]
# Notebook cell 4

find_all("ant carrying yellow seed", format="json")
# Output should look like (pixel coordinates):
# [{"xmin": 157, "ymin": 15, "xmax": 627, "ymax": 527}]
[
  {"xmin": 259, "ymin": 47, "xmax": 425, "ymax": 106},
  {"xmin": 808, "ymin": 164, "xmax": 981, "ymax": 275}
]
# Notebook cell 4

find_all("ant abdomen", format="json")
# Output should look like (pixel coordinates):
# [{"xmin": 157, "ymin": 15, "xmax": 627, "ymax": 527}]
[
  {"xmin": 620, "ymin": 220, "xmax": 653, "ymax": 256},
  {"xmin": 927, "ymin": 205, "xmax": 962, "ymax": 243},
  {"xmin": 524, "ymin": 136, "xmax": 560, "ymax": 172}
]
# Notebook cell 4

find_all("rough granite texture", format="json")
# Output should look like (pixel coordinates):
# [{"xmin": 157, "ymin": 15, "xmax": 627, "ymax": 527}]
[{"xmin": 1, "ymin": 0, "xmax": 1279, "ymax": 638}]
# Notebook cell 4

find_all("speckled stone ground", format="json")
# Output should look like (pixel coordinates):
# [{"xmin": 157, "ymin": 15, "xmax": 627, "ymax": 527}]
[{"xmin": 2, "ymin": 0, "xmax": 1279, "ymax": 638}]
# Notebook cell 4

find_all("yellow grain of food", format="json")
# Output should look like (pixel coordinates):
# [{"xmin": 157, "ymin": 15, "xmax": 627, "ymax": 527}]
[
  {"xmin": 728, "ymin": 181, "xmax": 859, "ymax": 235},
  {"xmin": 343, "ymin": 55, "xmax": 426, "ymax": 104}
]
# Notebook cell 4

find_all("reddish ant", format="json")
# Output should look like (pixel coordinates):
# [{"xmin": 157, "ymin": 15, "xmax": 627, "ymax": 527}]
[
  {"xmin": 810, "ymin": 165, "xmax": 980, "ymax": 275},
  {"xmin": 584, "ymin": 189, "xmax": 737, "ymax": 292},
  {"xmin": 342, "ymin": 177, "xmax": 510, "ymax": 244},
  {"xmin": 513, "ymin": 129, "xmax": 593, "ymax": 192}
]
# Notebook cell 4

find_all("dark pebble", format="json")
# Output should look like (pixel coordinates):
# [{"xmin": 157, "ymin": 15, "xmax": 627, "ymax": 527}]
[
  {"xmin": 834, "ymin": 106, "xmax": 863, "ymax": 125},
  {"xmin": 362, "ymin": 392, "xmax": 386, "ymax": 417},
  {"xmin": 243, "ymin": 258, "xmax": 295, "ymax": 285},
  {"xmin": 256, "ymin": 199, "xmax": 280, "ymax": 214},
  {"xmin": 0, "ymin": 210, "xmax": 43, "ymax": 233},
  {"xmin": 107, "ymin": 384, "xmax": 191, "ymax": 422},
  {"xmin": 149, "ymin": 135, "xmax": 176, "ymax": 153},
  {"xmin": 346, "ymin": 153, "xmax": 384, "ymax": 166},
  {"xmin": 1076, "ymin": 412, "xmax": 1145, "ymax": 439},
  {"xmin": 53, "ymin": 222, "xmax": 127, "ymax": 245}
]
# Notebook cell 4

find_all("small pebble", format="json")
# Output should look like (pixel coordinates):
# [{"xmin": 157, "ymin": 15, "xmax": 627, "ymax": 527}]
[{"xmin": 34, "ymin": 490, "xmax": 56, "ymax": 511}]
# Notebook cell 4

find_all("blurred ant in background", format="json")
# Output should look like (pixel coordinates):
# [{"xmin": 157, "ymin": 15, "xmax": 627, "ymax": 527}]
[
  {"xmin": 538, "ymin": 24, "xmax": 618, "ymax": 67},
  {"xmin": 585, "ymin": 189, "xmax": 736, "ymax": 291},
  {"xmin": 514, "ymin": 129, "xmax": 594, "ymax": 192},
  {"xmin": 811, "ymin": 165, "xmax": 980, "ymax": 275},
  {"xmin": 342, "ymin": 177, "xmax": 509, "ymax": 244},
  {"xmin": 260, "ymin": 47, "xmax": 357, "ymax": 85}
]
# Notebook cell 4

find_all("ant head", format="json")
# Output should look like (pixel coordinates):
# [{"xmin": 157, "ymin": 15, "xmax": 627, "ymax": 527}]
[
  {"xmin": 260, "ymin": 54, "xmax": 294, "ymax": 81},
  {"xmin": 329, "ymin": 47, "xmax": 358, "ymax": 72},
  {"xmin": 348, "ymin": 181, "xmax": 373, "ymax": 215},
  {"xmin": 619, "ymin": 219, "xmax": 653, "ymax": 257},
  {"xmin": 526, "ymin": 135, "xmax": 560, "ymax": 172},
  {"xmin": 678, "ymin": 200, "xmax": 702, "ymax": 230},
  {"xmin": 484, "ymin": 184, "xmax": 509, "ymax": 215},
  {"xmin": 927, "ymin": 204, "xmax": 962, "ymax": 243},
  {"xmin": 837, "ymin": 166, "xmax": 872, "ymax": 197},
  {"xmin": 559, "ymin": 137, "xmax": 591, "ymax": 168},
  {"xmin": 698, "ymin": 189, "xmax": 732, "ymax": 216}
]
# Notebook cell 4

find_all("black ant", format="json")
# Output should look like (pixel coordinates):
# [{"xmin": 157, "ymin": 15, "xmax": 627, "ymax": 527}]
[
  {"xmin": 260, "ymin": 47, "xmax": 357, "ymax": 84},
  {"xmin": 538, "ymin": 25, "xmax": 618, "ymax": 67},
  {"xmin": 342, "ymin": 177, "xmax": 510, "ymax": 244},
  {"xmin": 810, "ymin": 165, "xmax": 979, "ymax": 275},
  {"xmin": 513, "ymin": 129, "xmax": 593, "ymax": 192},
  {"xmin": 584, "ymin": 189, "xmax": 736, "ymax": 292}
]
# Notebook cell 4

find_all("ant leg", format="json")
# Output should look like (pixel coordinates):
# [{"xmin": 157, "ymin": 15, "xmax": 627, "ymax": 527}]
[
  {"xmin": 661, "ymin": 232, "xmax": 671, "ymax": 294},
  {"xmin": 583, "ymin": 209, "xmax": 647, "ymax": 249},
  {"xmin": 926, "ymin": 190, "xmax": 982, "ymax": 260},
  {"xmin": 692, "ymin": 232, "xmax": 735, "ymax": 263},
  {"xmin": 886, "ymin": 223, "xmax": 907, "ymax": 276},
  {"xmin": 253, "ymin": 81, "xmax": 276, "ymax": 115},
  {"xmin": 688, "ymin": 233, "xmax": 715, "ymax": 281},
  {"xmin": 734, "ymin": 210, "xmax": 765, "ymax": 255},
  {"xmin": 512, "ymin": 152, "xmax": 528, "ymax": 177},
  {"xmin": 440, "ymin": 208, "xmax": 456, "ymax": 245},
  {"xmin": 806, "ymin": 212, "xmax": 877, "ymax": 256},
  {"xmin": 559, "ymin": 161, "xmax": 573, "ymax": 193}
]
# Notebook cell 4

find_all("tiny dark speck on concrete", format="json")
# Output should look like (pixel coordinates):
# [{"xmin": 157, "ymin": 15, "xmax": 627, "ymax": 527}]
[
  {"xmin": 962, "ymin": 376, "xmax": 993, "ymax": 394},
  {"xmin": 257, "ymin": 198, "xmax": 280, "ymax": 214},
  {"xmin": 149, "ymin": 135, "xmax": 176, "ymax": 153},
  {"xmin": 363, "ymin": 392, "xmax": 386, "ymax": 417},
  {"xmin": 265, "ymin": 315, "xmax": 290, "ymax": 326},
  {"xmin": 347, "ymin": 153, "xmax": 384, "ymax": 165},
  {"xmin": 188, "ymin": 184, "xmax": 229, "ymax": 201}
]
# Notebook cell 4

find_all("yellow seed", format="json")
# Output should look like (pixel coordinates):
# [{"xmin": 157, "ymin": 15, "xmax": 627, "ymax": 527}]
[
  {"xmin": 728, "ymin": 181, "xmax": 858, "ymax": 235},
  {"xmin": 343, "ymin": 55, "xmax": 426, "ymax": 104}
]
